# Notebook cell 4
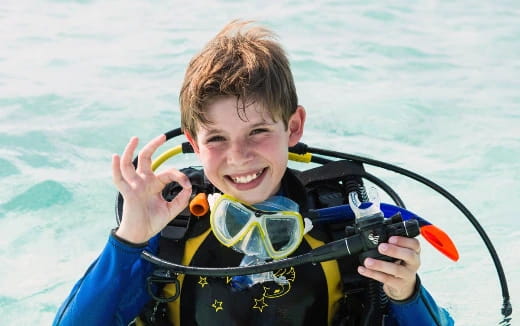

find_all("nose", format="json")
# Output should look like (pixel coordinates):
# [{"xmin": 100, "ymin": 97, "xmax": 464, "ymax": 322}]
[{"xmin": 227, "ymin": 138, "xmax": 252, "ymax": 165}]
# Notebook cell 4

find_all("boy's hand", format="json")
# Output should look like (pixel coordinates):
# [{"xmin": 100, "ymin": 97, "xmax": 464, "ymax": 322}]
[
  {"xmin": 357, "ymin": 236, "xmax": 421, "ymax": 301},
  {"xmin": 112, "ymin": 135, "xmax": 192, "ymax": 244}
]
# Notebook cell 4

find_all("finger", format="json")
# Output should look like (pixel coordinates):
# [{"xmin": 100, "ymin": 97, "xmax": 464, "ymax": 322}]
[
  {"xmin": 156, "ymin": 168, "xmax": 192, "ymax": 189},
  {"xmin": 362, "ymin": 257, "xmax": 404, "ymax": 278},
  {"xmin": 167, "ymin": 186, "xmax": 193, "ymax": 216},
  {"xmin": 120, "ymin": 137, "xmax": 139, "ymax": 181},
  {"xmin": 389, "ymin": 236, "xmax": 421, "ymax": 254},
  {"xmin": 380, "ymin": 241, "xmax": 421, "ymax": 268},
  {"xmin": 111, "ymin": 154, "xmax": 127, "ymax": 191},
  {"xmin": 158, "ymin": 170, "xmax": 192, "ymax": 217},
  {"xmin": 358, "ymin": 258, "xmax": 417, "ymax": 301},
  {"xmin": 136, "ymin": 134, "xmax": 166, "ymax": 174},
  {"xmin": 360, "ymin": 258, "xmax": 416, "ymax": 287},
  {"xmin": 358, "ymin": 263, "xmax": 398, "ymax": 285}
]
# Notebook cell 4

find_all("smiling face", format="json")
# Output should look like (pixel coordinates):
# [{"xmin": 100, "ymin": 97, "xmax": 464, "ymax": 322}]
[{"xmin": 186, "ymin": 97, "xmax": 305, "ymax": 204}]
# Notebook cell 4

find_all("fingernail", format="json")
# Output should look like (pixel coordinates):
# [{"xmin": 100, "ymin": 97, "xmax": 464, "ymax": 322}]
[
  {"xmin": 364, "ymin": 258, "xmax": 374, "ymax": 267},
  {"xmin": 379, "ymin": 243, "xmax": 388, "ymax": 252},
  {"xmin": 358, "ymin": 266, "xmax": 366, "ymax": 274}
]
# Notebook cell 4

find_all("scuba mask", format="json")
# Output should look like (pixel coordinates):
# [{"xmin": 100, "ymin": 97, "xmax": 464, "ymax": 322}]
[{"xmin": 210, "ymin": 194, "xmax": 304, "ymax": 260}]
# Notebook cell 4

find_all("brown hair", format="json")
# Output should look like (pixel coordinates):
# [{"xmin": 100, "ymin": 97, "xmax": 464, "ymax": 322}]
[{"xmin": 179, "ymin": 20, "xmax": 298, "ymax": 138}]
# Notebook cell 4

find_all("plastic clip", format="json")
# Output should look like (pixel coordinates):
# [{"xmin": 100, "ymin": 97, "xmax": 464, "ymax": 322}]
[{"xmin": 146, "ymin": 269, "xmax": 181, "ymax": 303}]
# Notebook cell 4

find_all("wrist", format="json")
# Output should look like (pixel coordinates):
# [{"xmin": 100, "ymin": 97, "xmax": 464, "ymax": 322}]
[
  {"xmin": 388, "ymin": 275, "xmax": 421, "ymax": 304},
  {"xmin": 112, "ymin": 227, "xmax": 149, "ymax": 247}
]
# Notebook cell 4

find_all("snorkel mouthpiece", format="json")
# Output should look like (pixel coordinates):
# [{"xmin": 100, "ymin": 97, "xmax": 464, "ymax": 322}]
[{"xmin": 349, "ymin": 189, "xmax": 383, "ymax": 220}]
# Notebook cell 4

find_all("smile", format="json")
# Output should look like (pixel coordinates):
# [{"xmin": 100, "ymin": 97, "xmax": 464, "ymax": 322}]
[{"xmin": 230, "ymin": 169, "xmax": 265, "ymax": 184}]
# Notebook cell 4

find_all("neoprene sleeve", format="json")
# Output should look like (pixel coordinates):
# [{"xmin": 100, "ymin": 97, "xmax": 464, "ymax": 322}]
[{"xmin": 389, "ymin": 277, "xmax": 454, "ymax": 326}]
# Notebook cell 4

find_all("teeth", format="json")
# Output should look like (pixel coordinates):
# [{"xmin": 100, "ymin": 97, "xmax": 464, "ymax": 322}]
[{"xmin": 231, "ymin": 170, "xmax": 263, "ymax": 184}]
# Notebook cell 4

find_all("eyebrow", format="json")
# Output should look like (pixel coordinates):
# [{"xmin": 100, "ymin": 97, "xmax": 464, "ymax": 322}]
[
  {"xmin": 202, "ymin": 121, "xmax": 274, "ymax": 136},
  {"xmin": 249, "ymin": 121, "xmax": 275, "ymax": 128}
]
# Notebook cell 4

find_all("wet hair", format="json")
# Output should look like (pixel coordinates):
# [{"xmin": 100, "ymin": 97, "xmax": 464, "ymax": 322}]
[{"xmin": 179, "ymin": 20, "xmax": 298, "ymax": 138}]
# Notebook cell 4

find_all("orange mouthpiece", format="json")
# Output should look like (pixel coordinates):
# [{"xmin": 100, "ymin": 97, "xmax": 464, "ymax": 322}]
[{"xmin": 189, "ymin": 193, "xmax": 209, "ymax": 217}]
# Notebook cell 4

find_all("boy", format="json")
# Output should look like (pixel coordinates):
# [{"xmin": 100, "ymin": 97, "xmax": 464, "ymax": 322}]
[{"xmin": 54, "ymin": 20, "xmax": 453, "ymax": 325}]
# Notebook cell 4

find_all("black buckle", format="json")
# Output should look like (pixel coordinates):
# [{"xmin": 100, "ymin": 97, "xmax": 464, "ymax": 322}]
[{"xmin": 146, "ymin": 269, "xmax": 181, "ymax": 303}]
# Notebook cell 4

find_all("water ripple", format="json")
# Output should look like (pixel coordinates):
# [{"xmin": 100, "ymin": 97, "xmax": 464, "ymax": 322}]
[{"xmin": 1, "ymin": 180, "xmax": 73, "ymax": 212}]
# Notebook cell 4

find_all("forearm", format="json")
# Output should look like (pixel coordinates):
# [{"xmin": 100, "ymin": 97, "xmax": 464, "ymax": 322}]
[
  {"xmin": 53, "ymin": 232, "xmax": 158, "ymax": 326},
  {"xmin": 389, "ymin": 276, "xmax": 454, "ymax": 326}
]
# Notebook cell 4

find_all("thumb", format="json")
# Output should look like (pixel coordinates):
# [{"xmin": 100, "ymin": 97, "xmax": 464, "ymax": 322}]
[
  {"xmin": 155, "ymin": 168, "xmax": 193, "ymax": 220},
  {"xmin": 166, "ymin": 185, "xmax": 192, "ymax": 218},
  {"xmin": 157, "ymin": 169, "xmax": 192, "ymax": 219}
]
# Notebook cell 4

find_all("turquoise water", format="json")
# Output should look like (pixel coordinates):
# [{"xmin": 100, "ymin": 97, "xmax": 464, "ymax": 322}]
[{"xmin": 0, "ymin": 1, "xmax": 518, "ymax": 325}]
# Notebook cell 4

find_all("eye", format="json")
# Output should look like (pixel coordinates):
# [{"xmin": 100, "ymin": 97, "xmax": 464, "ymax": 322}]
[
  {"xmin": 250, "ymin": 128, "xmax": 269, "ymax": 135},
  {"xmin": 206, "ymin": 135, "xmax": 226, "ymax": 143}
]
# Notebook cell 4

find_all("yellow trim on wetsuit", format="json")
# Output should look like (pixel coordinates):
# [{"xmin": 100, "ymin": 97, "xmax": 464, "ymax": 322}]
[
  {"xmin": 164, "ymin": 228, "xmax": 212, "ymax": 326},
  {"xmin": 303, "ymin": 233, "xmax": 343, "ymax": 326},
  {"xmin": 135, "ymin": 315, "xmax": 145, "ymax": 326}
]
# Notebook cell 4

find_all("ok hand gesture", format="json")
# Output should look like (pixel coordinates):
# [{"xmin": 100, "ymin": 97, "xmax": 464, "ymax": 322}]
[{"xmin": 112, "ymin": 135, "xmax": 192, "ymax": 244}]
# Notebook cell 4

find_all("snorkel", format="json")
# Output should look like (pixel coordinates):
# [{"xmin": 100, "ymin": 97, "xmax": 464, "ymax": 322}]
[{"xmin": 115, "ymin": 128, "xmax": 512, "ymax": 319}]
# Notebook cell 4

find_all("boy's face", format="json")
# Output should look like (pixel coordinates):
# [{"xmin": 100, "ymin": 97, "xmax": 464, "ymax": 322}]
[{"xmin": 186, "ymin": 97, "xmax": 305, "ymax": 204}]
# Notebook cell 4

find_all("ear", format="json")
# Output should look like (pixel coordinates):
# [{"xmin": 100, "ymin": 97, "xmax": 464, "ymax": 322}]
[
  {"xmin": 288, "ymin": 105, "xmax": 306, "ymax": 146},
  {"xmin": 184, "ymin": 130, "xmax": 200, "ymax": 154}
]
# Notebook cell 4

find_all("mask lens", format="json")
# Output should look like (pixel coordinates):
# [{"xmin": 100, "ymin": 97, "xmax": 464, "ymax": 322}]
[
  {"xmin": 265, "ymin": 217, "xmax": 298, "ymax": 251},
  {"xmin": 224, "ymin": 202, "xmax": 252, "ymax": 238},
  {"xmin": 239, "ymin": 227, "xmax": 265, "ymax": 256}
]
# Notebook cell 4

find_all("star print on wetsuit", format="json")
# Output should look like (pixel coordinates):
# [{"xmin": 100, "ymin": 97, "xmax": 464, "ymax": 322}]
[
  {"xmin": 251, "ymin": 267, "xmax": 296, "ymax": 313},
  {"xmin": 211, "ymin": 299, "xmax": 223, "ymax": 312},
  {"xmin": 198, "ymin": 276, "xmax": 208, "ymax": 288},
  {"xmin": 252, "ymin": 297, "xmax": 268, "ymax": 312}
]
